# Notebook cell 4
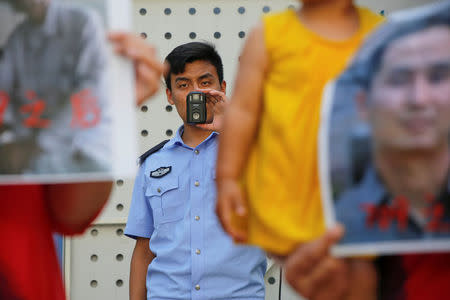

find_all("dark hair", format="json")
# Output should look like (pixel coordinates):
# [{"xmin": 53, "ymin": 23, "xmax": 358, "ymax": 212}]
[
  {"xmin": 164, "ymin": 42, "xmax": 224, "ymax": 90},
  {"xmin": 364, "ymin": 19, "xmax": 450, "ymax": 90},
  {"xmin": 347, "ymin": 1, "xmax": 450, "ymax": 91},
  {"xmin": 362, "ymin": 16, "xmax": 450, "ymax": 90}
]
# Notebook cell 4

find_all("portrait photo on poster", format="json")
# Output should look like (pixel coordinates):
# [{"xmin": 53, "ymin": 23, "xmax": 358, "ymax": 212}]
[
  {"xmin": 319, "ymin": 1, "xmax": 450, "ymax": 256},
  {"xmin": 0, "ymin": 0, "xmax": 137, "ymax": 185}
]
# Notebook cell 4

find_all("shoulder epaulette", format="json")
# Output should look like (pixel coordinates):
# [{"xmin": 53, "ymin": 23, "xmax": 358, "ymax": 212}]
[{"xmin": 138, "ymin": 140, "xmax": 170, "ymax": 165}]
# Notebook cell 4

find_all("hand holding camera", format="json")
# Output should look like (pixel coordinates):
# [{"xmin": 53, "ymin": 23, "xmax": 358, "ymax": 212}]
[
  {"xmin": 186, "ymin": 92, "xmax": 208, "ymax": 124},
  {"xmin": 186, "ymin": 89, "xmax": 228, "ymax": 132}
]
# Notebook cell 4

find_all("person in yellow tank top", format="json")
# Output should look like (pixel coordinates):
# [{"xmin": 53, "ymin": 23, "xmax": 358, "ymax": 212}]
[{"xmin": 216, "ymin": 0, "xmax": 384, "ymax": 256}]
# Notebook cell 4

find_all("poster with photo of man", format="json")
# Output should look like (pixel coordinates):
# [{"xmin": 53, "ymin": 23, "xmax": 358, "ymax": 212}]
[
  {"xmin": 0, "ymin": 0, "xmax": 137, "ymax": 184},
  {"xmin": 320, "ymin": 1, "xmax": 450, "ymax": 256}
]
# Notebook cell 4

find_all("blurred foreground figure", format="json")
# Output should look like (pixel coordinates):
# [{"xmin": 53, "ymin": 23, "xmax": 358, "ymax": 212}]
[
  {"xmin": 215, "ymin": 0, "xmax": 383, "ymax": 256},
  {"xmin": 285, "ymin": 2, "xmax": 450, "ymax": 300},
  {"xmin": 0, "ymin": 15, "xmax": 164, "ymax": 300},
  {"xmin": 0, "ymin": 0, "xmax": 111, "ymax": 174}
]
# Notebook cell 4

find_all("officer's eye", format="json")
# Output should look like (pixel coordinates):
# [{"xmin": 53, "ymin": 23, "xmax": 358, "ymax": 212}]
[
  {"xmin": 428, "ymin": 65, "xmax": 450, "ymax": 84},
  {"xmin": 177, "ymin": 83, "xmax": 188, "ymax": 89},
  {"xmin": 201, "ymin": 81, "xmax": 211, "ymax": 86},
  {"xmin": 386, "ymin": 70, "xmax": 412, "ymax": 86}
]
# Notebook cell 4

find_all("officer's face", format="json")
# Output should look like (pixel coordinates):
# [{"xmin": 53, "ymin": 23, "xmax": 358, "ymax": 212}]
[
  {"xmin": 360, "ymin": 25, "xmax": 450, "ymax": 152},
  {"xmin": 166, "ymin": 60, "xmax": 225, "ymax": 124}
]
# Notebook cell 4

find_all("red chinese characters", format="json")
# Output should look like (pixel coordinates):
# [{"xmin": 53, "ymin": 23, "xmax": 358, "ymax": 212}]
[
  {"xmin": 70, "ymin": 89, "xmax": 101, "ymax": 128},
  {"xmin": 0, "ymin": 89, "xmax": 100, "ymax": 129},
  {"xmin": 361, "ymin": 194, "xmax": 450, "ymax": 233},
  {"xmin": 362, "ymin": 196, "xmax": 409, "ymax": 231},
  {"xmin": 0, "ymin": 91, "xmax": 9, "ymax": 125},
  {"xmin": 425, "ymin": 194, "xmax": 450, "ymax": 232},
  {"xmin": 20, "ymin": 90, "xmax": 51, "ymax": 128}
]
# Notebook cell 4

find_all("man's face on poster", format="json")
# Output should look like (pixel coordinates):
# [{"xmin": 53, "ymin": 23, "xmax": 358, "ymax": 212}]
[{"xmin": 360, "ymin": 25, "xmax": 450, "ymax": 151}]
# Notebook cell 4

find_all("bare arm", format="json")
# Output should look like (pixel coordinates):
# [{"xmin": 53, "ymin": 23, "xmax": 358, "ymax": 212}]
[
  {"xmin": 216, "ymin": 22, "xmax": 267, "ymax": 181},
  {"xmin": 130, "ymin": 238, "xmax": 155, "ymax": 300},
  {"xmin": 45, "ymin": 181, "xmax": 112, "ymax": 235},
  {"xmin": 215, "ymin": 23, "xmax": 268, "ymax": 241}
]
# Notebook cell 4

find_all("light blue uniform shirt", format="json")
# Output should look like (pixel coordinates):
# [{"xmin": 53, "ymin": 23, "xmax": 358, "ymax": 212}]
[{"xmin": 125, "ymin": 126, "xmax": 266, "ymax": 300}]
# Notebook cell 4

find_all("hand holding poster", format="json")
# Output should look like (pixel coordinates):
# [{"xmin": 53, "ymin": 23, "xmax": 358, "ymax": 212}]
[
  {"xmin": 320, "ymin": 1, "xmax": 450, "ymax": 256},
  {"xmin": 0, "ymin": 0, "xmax": 137, "ymax": 184}
]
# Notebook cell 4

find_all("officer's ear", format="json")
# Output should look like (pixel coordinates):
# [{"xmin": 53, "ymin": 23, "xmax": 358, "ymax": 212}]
[
  {"xmin": 356, "ymin": 90, "xmax": 369, "ymax": 122},
  {"xmin": 166, "ymin": 88, "xmax": 175, "ymax": 105},
  {"xmin": 220, "ymin": 80, "xmax": 227, "ymax": 94}
]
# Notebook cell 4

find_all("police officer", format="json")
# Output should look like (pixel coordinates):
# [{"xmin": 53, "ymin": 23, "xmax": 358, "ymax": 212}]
[
  {"xmin": 284, "ymin": 3, "xmax": 450, "ymax": 300},
  {"xmin": 125, "ymin": 42, "xmax": 267, "ymax": 300},
  {"xmin": 0, "ymin": 30, "xmax": 165, "ymax": 300}
]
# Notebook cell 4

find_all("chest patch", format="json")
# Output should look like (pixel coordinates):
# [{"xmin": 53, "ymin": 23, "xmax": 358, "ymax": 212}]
[{"xmin": 150, "ymin": 166, "xmax": 172, "ymax": 178}]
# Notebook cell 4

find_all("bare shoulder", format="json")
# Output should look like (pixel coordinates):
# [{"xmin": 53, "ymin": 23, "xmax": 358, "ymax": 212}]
[{"xmin": 240, "ymin": 22, "xmax": 268, "ymax": 73}]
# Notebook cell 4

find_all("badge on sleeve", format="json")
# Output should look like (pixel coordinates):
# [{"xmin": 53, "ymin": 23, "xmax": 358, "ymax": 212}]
[{"xmin": 150, "ymin": 166, "xmax": 172, "ymax": 178}]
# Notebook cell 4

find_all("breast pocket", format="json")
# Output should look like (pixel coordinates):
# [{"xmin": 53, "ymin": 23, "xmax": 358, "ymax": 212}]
[{"xmin": 145, "ymin": 175, "xmax": 185, "ymax": 226}]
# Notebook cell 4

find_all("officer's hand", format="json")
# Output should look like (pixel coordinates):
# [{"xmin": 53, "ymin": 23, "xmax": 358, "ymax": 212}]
[
  {"xmin": 215, "ymin": 177, "xmax": 248, "ymax": 243},
  {"xmin": 284, "ymin": 226, "xmax": 377, "ymax": 300},
  {"xmin": 195, "ymin": 89, "xmax": 228, "ymax": 132},
  {"xmin": 108, "ymin": 32, "xmax": 165, "ymax": 105}
]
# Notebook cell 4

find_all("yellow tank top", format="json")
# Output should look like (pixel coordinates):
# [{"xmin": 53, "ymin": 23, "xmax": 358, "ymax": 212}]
[{"xmin": 242, "ymin": 7, "xmax": 383, "ymax": 255}]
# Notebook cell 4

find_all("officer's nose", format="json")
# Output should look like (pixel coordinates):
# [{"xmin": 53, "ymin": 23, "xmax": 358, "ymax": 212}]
[
  {"xmin": 192, "ymin": 83, "xmax": 200, "ymax": 91},
  {"xmin": 409, "ymin": 76, "xmax": 432, "ymax": 108}
]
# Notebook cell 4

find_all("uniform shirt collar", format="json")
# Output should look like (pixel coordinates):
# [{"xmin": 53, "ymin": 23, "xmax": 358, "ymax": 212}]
[
  {"xmin": 358, "ymin": 167, "xmax": 388, "ymax": 206},
  {"xmin": 164, "ymin": 125, "xmax": 219, "ymax": 150},
  {"xmin": 40, "ymin": 1, "xmax": 58, "ymax": 37},
  {"xmin": 366, "ymin": 167, "xmax": 450, "ymax": 206},
  {"xmin": 366, "ymin": 166, "xmax": 450, "ymax": 231}
]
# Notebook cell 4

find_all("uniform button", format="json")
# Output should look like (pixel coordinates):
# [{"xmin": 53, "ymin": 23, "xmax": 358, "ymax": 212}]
[
  {"xmin": 195, "ymin": 249, "xmax": 201, "ymax": 255},
  {"xmin": 157, "ymin": 188, "xmax": 161, "ymax": 193},
  {"xmin": 195, "ymin": 285, "xmax": 200, "ymax": 290},
  {"xmin": 194, "ymin": 181, "xmax": 200, "ymax": 187},
  {"xmin": 194, "ymin": 149, "xmax": 200, "ymax": 155},
  {"xmin": 195, "ymin": 216, "xmax": 200, "ymax": 221}
]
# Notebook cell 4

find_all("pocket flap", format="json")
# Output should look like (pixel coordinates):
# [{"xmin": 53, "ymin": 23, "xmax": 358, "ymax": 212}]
[{"xmin": 145, "ymin": 176, "xmax": 179, "ymax": 196}]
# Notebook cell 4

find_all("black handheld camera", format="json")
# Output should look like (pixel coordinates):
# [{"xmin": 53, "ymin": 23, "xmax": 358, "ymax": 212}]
[{"xmin": 186, "ymin": 91, "xmax": 207, "ymax": 124}]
